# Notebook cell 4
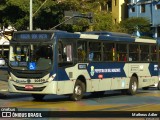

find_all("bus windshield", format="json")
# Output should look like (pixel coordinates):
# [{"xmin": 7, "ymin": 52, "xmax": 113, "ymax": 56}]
[{"xmin": 9, "ymin": 43, "xmax": 53, "ymax": 70}]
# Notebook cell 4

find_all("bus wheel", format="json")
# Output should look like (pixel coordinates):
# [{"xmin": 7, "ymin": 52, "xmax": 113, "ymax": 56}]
[
  {"xmin": 70, "ymin": 80, "xmax": 85, "ymax": 101},
  {"xmin": 32, "ymin": 94, "xmax": 45, "ymax": 101},
  {"xmin": 157, "ymin": 81, "xmax": 160, "ymax": 90},
  {"xmin": 128, "ymin": 76, "xmax": 138, "ymax": 95},
  {"xmin": 142, "ymin": 87, "xmax": 149, "ymax": 90}
]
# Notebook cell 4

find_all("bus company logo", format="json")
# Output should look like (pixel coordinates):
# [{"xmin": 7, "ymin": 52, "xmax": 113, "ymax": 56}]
[{"xmin": 90, "ymin": 66, "xmax": 95, "ymax": 76}]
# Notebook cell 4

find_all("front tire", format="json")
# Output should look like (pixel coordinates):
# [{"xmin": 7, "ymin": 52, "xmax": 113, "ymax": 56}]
[
  {"xmin": 70, "ymin": 80, "xmax": 85, "ymax": 101},
  {"xmin": 128, "ymin": 76, "xmax": 138, "ymax": 95},
  {"xmin": 32, "ymin": 94, "xmax": 45, "ymax": 101}
]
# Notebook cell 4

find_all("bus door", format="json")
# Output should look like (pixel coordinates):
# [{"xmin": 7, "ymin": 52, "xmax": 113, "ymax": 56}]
[{"xmin": 57, "ymin": 39, "xmax": 75, "ymax": 94}]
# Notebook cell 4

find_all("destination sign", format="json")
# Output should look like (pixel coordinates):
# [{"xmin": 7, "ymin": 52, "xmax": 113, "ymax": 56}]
[{"xmin": 14, "ymin": 33, "xmax": 52, "ymax": 41}]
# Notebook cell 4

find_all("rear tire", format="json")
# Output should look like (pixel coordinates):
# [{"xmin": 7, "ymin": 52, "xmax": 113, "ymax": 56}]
[
  {"xmin": 32, "ymin": 94, "xmax": 45, "ymax": 101},
  {"xmin": 128, "ymin": 76, "xmax": 138, "ymax": 95},
  {"xmin": 70, "ymin": 80, "xmax": 85, "ymax": 101}
]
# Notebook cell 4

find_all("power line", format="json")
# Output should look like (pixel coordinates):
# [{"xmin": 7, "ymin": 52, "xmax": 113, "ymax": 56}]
[{"xmin": 33, "ymin": 0, "xmax": 48, "ymax": 17}]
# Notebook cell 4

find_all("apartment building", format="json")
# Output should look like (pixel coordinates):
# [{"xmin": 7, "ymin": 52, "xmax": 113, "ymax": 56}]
[
  {"xmin": 128, "ymin": 0, "xmax": 160, "ymax": 38},
  {"xmin": 112, "ymin": 0, "xmax": 128, "ymax": 24}
]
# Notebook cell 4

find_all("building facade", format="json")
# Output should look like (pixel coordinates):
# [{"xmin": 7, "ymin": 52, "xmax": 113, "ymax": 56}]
[
  {"xmin": 112, "ymin": 0, "xmax": 128, "ymax": 24},
  {"xmin": 128, "ymin": 0, "xmax": 160, "ymax": 38}
]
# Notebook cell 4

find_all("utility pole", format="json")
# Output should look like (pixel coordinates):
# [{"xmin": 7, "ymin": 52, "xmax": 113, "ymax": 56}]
[{"xmin": 30, "ymin": 0, "xmax": 33, "ymax": 30}]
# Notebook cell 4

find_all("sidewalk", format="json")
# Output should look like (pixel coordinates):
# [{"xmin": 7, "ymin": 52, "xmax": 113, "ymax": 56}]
[{"xmin": 0, "ymin": 69, "xmax": 9, "ymax": 98}]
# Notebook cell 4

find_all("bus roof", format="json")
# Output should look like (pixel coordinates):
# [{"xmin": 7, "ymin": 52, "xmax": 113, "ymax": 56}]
[
  {"xmin": 80, "ymin": 31, "xmax": 132, "ymax": 37},
  {"xmin": 56, "ymin": 30, "xmax": 135, "ymax": 42},
  {"xmin": 12, "ymin": 30, "xmax": 156, "ymax": 43}
]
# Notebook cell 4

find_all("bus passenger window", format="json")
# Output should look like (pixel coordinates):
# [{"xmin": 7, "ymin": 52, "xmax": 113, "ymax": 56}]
[
  {"xmin": 151, "ymin": 45, "xmax": 157, "ymax": 61},
  {"xmin": 120, "ymin": 53, "xmax": 127, "ymax": 61},
  {"xmin": 77, "ymin": 41, "xmax": 87, "ymax": 62},
  {"xmin": 88, "ymin": 42, "xmax": 101, "ymax": 61},
  {"xmin": 129, "ymin": 44, "xmax": 139, "ymax": 61},
  {"xmin": 63, "ymin": 44, "xmax": 72, "ymax": 62},
  {"xmin": 67, "ymin": 45, "xmax": 71, "ymax": 61},
  {"xmin": 78, "ymin": 48, "xmax": 86, "ymax": 62},
  {"xmin": 58, "ymin": 41, "xmax": 72, "ymax": 63},
  {"xmin": 103, "ymin": 43, "xmax": 114, "ymax": 61},
  {"xmin": 58, "ymin": 41, "xmax": 73, "ymax": 67},
  {"xmin": 116, "ymin": 44, "xmax": 127, "ymax": 62},
  {"xmin": 140, "ymin": 45, "xmax": 149, "ymax": 61},
  {"xmin": 89, "ymin": 52, "xmax": 94, "ymax": 61},
  {"xmin": 94, "ymin": 53, "xmax": 101, "ymax": 61},
  {"xmin": 129, "ymin": 56, "xmax": 132, "ymax": 61}
]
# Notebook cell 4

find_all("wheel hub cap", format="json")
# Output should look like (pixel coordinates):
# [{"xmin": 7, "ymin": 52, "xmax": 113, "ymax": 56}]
[
  {"xmin": 132, "ymin": 82, "xmax": 137, "ymax": 91},
  {"xmin": 75, "ymin": 85, "xmax": 82, "ymax": 95}
]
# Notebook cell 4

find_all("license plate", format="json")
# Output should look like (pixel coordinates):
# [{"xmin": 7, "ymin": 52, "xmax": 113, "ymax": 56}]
[{"xmin": 25, "ymin": 85, "xmax": 33, "ymax": 90}]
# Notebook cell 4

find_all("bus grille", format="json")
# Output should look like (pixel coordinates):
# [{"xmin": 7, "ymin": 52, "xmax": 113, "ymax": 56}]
[{"xmin": 14, "ymin": 85, "xmax": 45, "ymax": 91}]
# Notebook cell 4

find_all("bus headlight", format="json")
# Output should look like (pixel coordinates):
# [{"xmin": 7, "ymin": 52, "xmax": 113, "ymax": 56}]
[
  {"xmin": 47, "ymin": 74, "xmax": 56, "ymax": 82},
  {"xmin": 8, "ymin": 76, "xmax": 12, "ymax": 81}
]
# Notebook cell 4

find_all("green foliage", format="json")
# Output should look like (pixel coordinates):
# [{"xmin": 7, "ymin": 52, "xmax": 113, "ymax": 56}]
[
  {"xmin": 93, "ymin": 12, "xmax": 112, "ymax": 31},
  {"xmin": 120, "ymin": 17, "xmax": 150, "ymax": 34},
  {"xmin": 0, "ymin": 0, "xmax": 7, "ymax": 10},
  {"xmin": 111, "ymin": 24, "xmax": 128, "ymax": 33},
  {"xmin": 2, "ymin": 0, "xmax": 151, "ymax": 34},
  {"xmin": 0, "ymin": 0, "xmax": 113, "ymax": 32},
  {"xmin": 6, "ymin": 0, "xmax": 29, "ymax": 12},
  {"xmin": 0, "ymin": 0, "xmax": 43, "ymax": 30}
]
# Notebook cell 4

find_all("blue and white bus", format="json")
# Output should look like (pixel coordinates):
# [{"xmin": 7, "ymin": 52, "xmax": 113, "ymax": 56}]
[{"xmin": 8, "ymin": 30, "xmax": 159, "ymax": 101}]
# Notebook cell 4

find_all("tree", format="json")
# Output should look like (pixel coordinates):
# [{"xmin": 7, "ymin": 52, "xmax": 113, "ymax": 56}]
[
  {"xmin": 0, "ymin": 0, "xmax": 43, "ymax": 30},
  {"xmin": 120, "ymin": 17, "xmax": 151, "ymax": 34},
  {"xmin": 0, "ymin": 0, "xmax": 7, "ymax": 27},
  {"xmin": 0, "ymin": 0, "xmax": 114, "ymax": 32},
  {"xmin": 93, "ymin": 12, "xmax": 112, "ymax": 31},
  {"xmin": 34, "ymin": 0, "xmax": 113, "ymax": 32}
]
